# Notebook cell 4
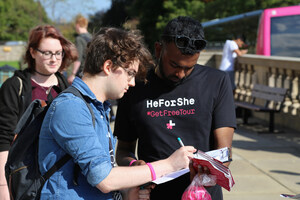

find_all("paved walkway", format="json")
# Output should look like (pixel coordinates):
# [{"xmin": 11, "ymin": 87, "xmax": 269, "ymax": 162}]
[
  {"xmin": 223, "ymin": 121, "xmax": 300, "ymax": 200},
  {"xmin": 110, "ymin": 106, "xmax": 300, "ymax": 199}
]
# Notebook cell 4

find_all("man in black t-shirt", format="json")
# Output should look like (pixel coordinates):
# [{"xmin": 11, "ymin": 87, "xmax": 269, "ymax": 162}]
[{"xmin": 114, "ymin": 16, "xmax": 236, "ymax": 200}]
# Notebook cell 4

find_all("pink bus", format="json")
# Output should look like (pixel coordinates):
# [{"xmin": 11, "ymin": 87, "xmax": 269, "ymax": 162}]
[{"xmin": 256, "ymin": 5, "xmax": 300, "ymax": 57}]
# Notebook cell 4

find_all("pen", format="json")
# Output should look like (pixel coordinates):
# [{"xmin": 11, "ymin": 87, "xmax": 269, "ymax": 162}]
[{"xmin": 177, "ymin": 137, "xmax": 184, "ymax": 147}]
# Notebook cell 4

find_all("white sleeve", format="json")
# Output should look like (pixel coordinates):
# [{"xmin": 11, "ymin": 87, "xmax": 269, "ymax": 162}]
[{"xmin": 229, "ymin": 41, "xmax": 238, "ymax": 52}]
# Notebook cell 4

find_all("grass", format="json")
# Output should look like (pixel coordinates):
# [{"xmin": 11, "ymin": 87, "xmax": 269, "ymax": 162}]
[{"xmin": 0, "ymin": 61, "xmax": 20, "ymax": 69}]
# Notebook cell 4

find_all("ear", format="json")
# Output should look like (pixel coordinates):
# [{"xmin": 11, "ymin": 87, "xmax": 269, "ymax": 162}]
[
  {"xmin": 154, "ymin": 42, "xmax": 162, "ymax": 59},
  {"xmin": 30, "ymin": 48, "xmax": 36, "ymax": 59},
  {"xmin": 102, "ymin": 60, "xmax": 113, "ymax": 75}
]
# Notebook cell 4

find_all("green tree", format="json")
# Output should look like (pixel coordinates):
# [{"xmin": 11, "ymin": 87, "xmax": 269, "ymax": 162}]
[
  {"xmin": 89, "ymin": 0, "xmax": 133, "ymax": 34},
  {"xmin": 129, "ymin": 0, "xmax": 206, "ymax": 52},
  {"xmin": 89, "ymin": 10, "xmax": 106, "ymax": 34},
  {"xmin": 87, "ymin": 0, "xmax": 300, "ymax": 52},
  {"xmin": 156, "ymin": 0, "xmax": 205, "ymax": 30},
  {"xmin": 129, "ymin": 0, "xmax": 165, "ymax": 52},
  {"xmin": 0, "ymin": 0, "xmax": 49, "ymax": 41}
]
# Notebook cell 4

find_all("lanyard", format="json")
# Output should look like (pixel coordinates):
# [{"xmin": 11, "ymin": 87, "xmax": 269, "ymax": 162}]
[{"xmin": 105, "ymin": 114, "xmax": 116, "ymax": 167}]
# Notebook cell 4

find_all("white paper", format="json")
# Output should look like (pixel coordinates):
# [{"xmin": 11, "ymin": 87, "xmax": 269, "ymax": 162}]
[
  {"xmin": 205, "ymin": 147, "xmax": 230, "ymax": 163},
  {"xmin": 152, "ymin": 147, "xmax": 230, "ymax": 185},
  {"xmin": 152, "ymin": 168, "xmax": 189, "ymax": 184}
]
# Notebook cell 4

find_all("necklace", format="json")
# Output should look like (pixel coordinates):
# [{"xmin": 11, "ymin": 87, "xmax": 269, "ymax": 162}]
[
  {"xmin": 31, "ymin": 78, "xmax": 54, "ymax": 95},
  {"xmin": 34, "ymin": 69, "xmax": 52, "ymax": 76},
  {"xmin": 39, "ymin": 85, "xmax": 51, "ymax": 95}
]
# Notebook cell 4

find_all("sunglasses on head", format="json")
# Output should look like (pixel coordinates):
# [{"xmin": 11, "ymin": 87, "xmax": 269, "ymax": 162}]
[{"xmin": 162, "ymin": 34, "xmax": 207, "ymax": 51}]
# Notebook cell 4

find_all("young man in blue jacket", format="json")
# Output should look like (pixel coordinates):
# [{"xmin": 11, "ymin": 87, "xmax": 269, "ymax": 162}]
[{"xmin": 38, "ymin": 27, "xmax": 196, "ymax": 200}]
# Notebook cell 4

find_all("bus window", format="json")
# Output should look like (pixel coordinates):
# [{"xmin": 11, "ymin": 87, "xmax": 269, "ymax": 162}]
[
  {"xmin": 256, "ymin": 5, "xmax": 300, "ymax": 57},
  {"xmin": 271, "ymin": 14, "xmax": 300, "ymax": 57}
]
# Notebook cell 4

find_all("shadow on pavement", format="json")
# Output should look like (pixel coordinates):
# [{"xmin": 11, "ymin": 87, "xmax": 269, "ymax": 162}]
[{"xmin": 233, "ymin": 117, "xmax": 300, "ymax": 158}]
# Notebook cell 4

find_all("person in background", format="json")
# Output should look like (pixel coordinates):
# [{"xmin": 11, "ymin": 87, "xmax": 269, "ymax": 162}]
[
  {"xmin": 38, "ymin": 27, "xmax": 196, "ymax": 200},
  {"xmin": 0, "ymin": 25, "xmax": 77, "ymax": 200},
  {"xmin": 66, "ymin": 14, "xmax": 122, "ymax": 122},
  {"xmin": 219, "ymin": 34, "xmax": 248, "ymax": 91},
  {"xmin": 68, "ymin": 14, "xmax": 92, "ymax": 84},
  {"xmin": 114, "ymin": 16, "xmax": 236, "ymax": 200}
]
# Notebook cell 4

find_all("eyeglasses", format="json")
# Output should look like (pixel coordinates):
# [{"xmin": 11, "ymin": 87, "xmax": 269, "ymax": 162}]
[
  {"xmin": 121, "ymin": 67, "xmax": 137, "ymax": 80},
  {"xmin": 162, "ymin": 35, "xmax": 206, "ymax": 51},
  {"xmin": 35, "ymin": 48, "xmax": 64, "ymax": 60}
]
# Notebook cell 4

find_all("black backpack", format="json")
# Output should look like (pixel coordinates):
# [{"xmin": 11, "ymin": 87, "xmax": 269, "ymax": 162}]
[{"xmin": 5, "ymin": 86, "xmax": 95, "ymax": 200}]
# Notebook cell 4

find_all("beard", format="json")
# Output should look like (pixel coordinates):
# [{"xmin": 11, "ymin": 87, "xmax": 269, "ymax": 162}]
[{"xmin": 157, "ymin": 58, "xmax": 185, "ymax": 88}]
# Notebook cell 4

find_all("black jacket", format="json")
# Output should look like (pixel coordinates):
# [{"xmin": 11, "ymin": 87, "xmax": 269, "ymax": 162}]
[{"xmin": 0, "ymin": 69, "xmax": 68, "ymax": 151}]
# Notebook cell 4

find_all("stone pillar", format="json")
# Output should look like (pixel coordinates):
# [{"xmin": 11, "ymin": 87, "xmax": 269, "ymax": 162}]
[
  {"xmin": 267, "ymin": 67, "xmax": 276, "ymax": 109},
  {"xmin": 291, "ymin": 71, "xmax": 300, "ymax": 115},
  {"xmin": 238, "ymin": 64, "xmax": 247, "ymax": 101},
  {"xmin": 275, "ymin": 68, "xmax": 283, "ymax": 110},
  {"xmin": 235, "ymin": 63, "xmax": 244, "ymax": 101},
  {"xmin": 282, "ymin": 69, "xmax": 292, "ymax": 113},
  {"xmin": 244, "ymin": 65, "xmax": 253, "ymax": 102},
  {"xmin": 268, "ymin": 67, "xmax": 276, "ymax": 87}
]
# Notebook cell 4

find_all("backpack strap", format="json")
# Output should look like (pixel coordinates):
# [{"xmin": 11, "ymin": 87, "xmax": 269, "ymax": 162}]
[
  {"xmin": 63, "ymin": 86, "xmax": 96, "ymax": 185},
  {"xmin": 46, "ymin": 85, "xmax": 63, "ymax": 103},
  {"xmin": 42, "ymin": 86, "xmax": 95, "ymax": 181},
  {"xmin": 42, "ymin": 154, "xmax": 71, "ymax": 180},
  {"xmin": 16, "ymin": 77, "xmax": 23, "ymax": 96},
  {"xmin": 62, "ymin": 86, "xmax": 95, "ymax": 127}
]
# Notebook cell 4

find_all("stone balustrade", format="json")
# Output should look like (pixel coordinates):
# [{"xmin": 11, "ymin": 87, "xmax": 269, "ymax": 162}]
[{"xmin": 198, "ymin": 52, "xmax": 300, "ymax": 131}]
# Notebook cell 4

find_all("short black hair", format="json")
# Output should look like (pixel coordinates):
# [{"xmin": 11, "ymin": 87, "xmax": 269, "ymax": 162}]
[
  {"xmin": 234, "ymin": 34, "xmax": 246, "ymax": 42},
  {"xmin": 161, "ymin": 16, "xmax": 206, "ymax": 55}
]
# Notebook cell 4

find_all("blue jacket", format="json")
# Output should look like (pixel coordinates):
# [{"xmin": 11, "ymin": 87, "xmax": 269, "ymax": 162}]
[{"xmin": 38, "ymin": 77, "xmax": 115, "ymax": 199}]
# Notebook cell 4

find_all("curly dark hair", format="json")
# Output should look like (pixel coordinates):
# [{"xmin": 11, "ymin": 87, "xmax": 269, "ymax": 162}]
[
  {"xmin": 161, "ymin": 16, "xmax": 206, "ymax": 55},
  {"xmin": 84, "ymin": 27, "xmax": 154, "ymax": 81}
]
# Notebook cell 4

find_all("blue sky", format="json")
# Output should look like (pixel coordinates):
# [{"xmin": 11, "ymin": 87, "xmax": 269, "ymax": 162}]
[{"xmin": 42, "ymin": 0, "xmax": 112, "ymax": 22}]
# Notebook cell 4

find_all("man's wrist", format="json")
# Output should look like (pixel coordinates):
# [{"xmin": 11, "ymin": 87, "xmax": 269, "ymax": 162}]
[
  {"xmin": 120, "ymin": 188, "xmax": 129, "ymax": 200},
  {"xmin": 129, "ymin": 160, "xmax": 137, "ymax": 166}
]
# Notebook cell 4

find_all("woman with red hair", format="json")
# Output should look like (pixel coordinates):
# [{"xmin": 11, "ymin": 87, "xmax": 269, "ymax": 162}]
[{"xmin": 0, "ymin": 25, "xmax": 77, "ymax": 199}]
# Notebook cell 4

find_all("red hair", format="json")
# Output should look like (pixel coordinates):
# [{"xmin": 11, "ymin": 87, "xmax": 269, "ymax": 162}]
[{"xmin": 24, "ymin": 25, "xmax": 78, "ymax": 72}]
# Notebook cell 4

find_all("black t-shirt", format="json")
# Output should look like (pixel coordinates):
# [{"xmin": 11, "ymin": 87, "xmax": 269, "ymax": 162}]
[{"xmin": 114, "ymin": 65, "xmax": 236, "ymax": 200}]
